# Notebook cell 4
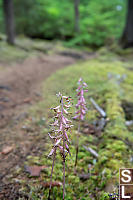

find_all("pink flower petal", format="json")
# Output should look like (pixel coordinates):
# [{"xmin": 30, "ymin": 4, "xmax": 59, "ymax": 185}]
[
  {"xmin": 51, "ymin": 105, "xmax": 60, "ymax": 110},
  {"xmin": 75, "ymin": 110, "xmax": 80, "ymax": 114},
  {"xmin": 59, "ymin": 145, "xmax": 63, "ymax": 151},
  {"xmin": 59, "ymin": 145, "xmax": 67, "ymax": 153},
  {"xmin": 77, "ymin": 85, "xmax": 82, "ymax": 90},
  {"xmin": 59, "ymin": 123, "xmax": 63, "ymax": 131},
  {"xmin": 80, "ymin": 114, "xmax": 84, "ymax": 120},
  {"xmin": 65, "ymin": 118, "xmax": 72, "ymax": 123},
  {"xmin": 51, "ymin": 120, "xmax": 58, "ymax": 126},
  {"xmin": 63, "ymin": 108, "xmax": 68, "ymax": 114},
  {"xmin": 65, "ymin": 143, "xmax": 71, "ymax": 156},
  {"xmin": 84, "ymin": 89, "xmax": 88, "ymax": 92},
  {"xmin": 83, "ymin": 82, "xmax": 87, "ymax": 87},
  {"xmin": 64, "ymin": 131, "xmax": 69, "ymax": 142},
  {"xmin": 48, "ymin": 148, "xmax": 55, "ymax": 157},
  {"xmin": 76, "ymin": 103, "xmax": 80, "ymax": 108},
  {"xmin": 73, "ymin": 114, "xmax": 80, "ymax": 120},
  {"xmin": 62, "ymin": 116, "xmax": 66, "ymax": 125},
  {"xmin": 81, "ymin": 109, "xmax": 86, "ymax": 115},
  {"xmin": 55, "ymin": 138, "xmax": 61, "ymax": 146},
  {"xmin": 81, "ymin": 89, "xmax": 84, "ymax": 96},
  {"xmin": 78, "ymin": 78, "xmax": 82, "ymax": 82},
  {"xmin": 64, "ymin": 104, "xmax": 71, "ymax": 108},
  {"xmin": 65, "ymin": 143, "xmax": 69, "ymax": 150}
]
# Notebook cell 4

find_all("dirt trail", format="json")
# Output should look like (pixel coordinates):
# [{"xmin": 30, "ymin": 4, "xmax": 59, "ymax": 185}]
[
  {"xmin": 0, "ymin": 54, "xmax": 77, "ymax": 128},
  {"xmin": 0, "ymin": 51, "xmax": 94, "ymax": 185}
]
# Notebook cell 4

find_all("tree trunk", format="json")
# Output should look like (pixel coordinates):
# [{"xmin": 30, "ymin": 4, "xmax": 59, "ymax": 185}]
[
  {"xmin": 74, "ymin": 0, "xmax": 80, "ymax": 33},
  {"xmin": 120, "ymin": 0, "xmax": 133, "ymax": 48},
  {"xmin": 3, "ymin": 0, "xmax": 15, "ymax": 45}
]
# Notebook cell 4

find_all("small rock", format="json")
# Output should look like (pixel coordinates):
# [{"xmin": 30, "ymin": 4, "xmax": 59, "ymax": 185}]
[
  {"xmin": 1, "ymin": 146, "xmax": 14, "ymax": 155},
  {"xmin": 24, "ymin": 165, "xmax": 47, "ymax": 177}
]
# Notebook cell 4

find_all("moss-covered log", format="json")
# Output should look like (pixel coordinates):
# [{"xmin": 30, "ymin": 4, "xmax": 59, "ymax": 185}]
[{"xmin": 25, "ymin": 55, "xmax": 133, "ymax": 199}]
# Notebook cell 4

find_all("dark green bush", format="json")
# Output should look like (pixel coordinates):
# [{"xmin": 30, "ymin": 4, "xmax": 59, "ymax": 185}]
[
  {"xmin": 0, "ymin": 0, "xmax": 126, "ymax": 46},
  {"xmin": 14, "ymin": 0, "xmax": 74, "ymax": 39},
  {"xmin": 69, "ymin": 0, "xmax": 126, "ymax": 47}
]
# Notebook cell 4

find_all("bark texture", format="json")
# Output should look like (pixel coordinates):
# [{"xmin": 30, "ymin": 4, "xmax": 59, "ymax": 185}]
[
  {"xmin": 3, "ymin": 0, "xmax": 15, "ymax": 45},
  {"xmin": 120, "ymin": 0, "xmax": 133, "ymax": 48}
]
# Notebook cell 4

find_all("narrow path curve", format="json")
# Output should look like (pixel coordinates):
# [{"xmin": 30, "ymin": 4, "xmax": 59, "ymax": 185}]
[
  {"xmin": 0, "ymin": 51, "xmax": 95, "ymax": 184},
  {"xmin": 0, "ymin": 54, "xmax": 77, "ymax": 128}
]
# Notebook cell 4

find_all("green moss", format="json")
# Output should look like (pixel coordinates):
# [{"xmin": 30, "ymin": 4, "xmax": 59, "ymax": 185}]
[
  {"xmin": 0, "ymin": 36, "xmax": 72, "ymax": 63},
  {"xmin": 24, "ymin": 54, "xmax": 133, "ymax": 199},
  {"xmin": 100, "ymin": 192, "xmax": 110, "ymax": 200},
  {"xmin": 0, "ymin": 41, "xmax": 28, "ymax": 62}
]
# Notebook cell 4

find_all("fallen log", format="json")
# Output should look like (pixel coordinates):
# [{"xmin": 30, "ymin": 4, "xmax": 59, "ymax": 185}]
[
  {"xmin": 83, "ymin": 145, "xmax": 98, "ymax": 158},
  {"xmin": 90, "ymin": 97, "xmax": 106, "ymax": 118}
]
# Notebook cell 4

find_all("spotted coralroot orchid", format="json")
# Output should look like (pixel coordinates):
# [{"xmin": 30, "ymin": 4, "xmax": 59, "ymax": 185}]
[
  {"xmin": 74, "ymin": 78, "xmax": 88, "ymax": 121},
  {"xmin": 48, "ymin": 93, "xmax": 73, "ymax": 200},
  {"xmin": 74, "ymin": 78, "xmax": 88, "ymax": 167}
]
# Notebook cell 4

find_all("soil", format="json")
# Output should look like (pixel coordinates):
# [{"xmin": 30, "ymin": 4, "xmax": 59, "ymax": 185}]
[{"xmin": 0, "ymin": 50, "xmax": 94, "ymax": 199}]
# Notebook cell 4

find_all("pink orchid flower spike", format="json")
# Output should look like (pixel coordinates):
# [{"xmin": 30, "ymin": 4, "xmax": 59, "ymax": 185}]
[
  {"xmin": 48, "ymin": 92, "xmax": 73, "ymax": 200},
  {"xmin": 74, "ymin": 78, "xmax": 88, "ymax": 168}
]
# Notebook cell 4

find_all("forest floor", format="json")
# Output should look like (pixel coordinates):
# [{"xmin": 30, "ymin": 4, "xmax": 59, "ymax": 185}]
[
  {"xmin": 0, "ymin": 37, "xmax": 133, "ymax": 200},
  {"xmin": 0, "ymin": 38, "xmax": 95, "ymax": 199}
]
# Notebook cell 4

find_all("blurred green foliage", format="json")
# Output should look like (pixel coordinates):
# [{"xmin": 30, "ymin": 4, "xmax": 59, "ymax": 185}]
[
  {"xmin": 74, "ymin": 0, "xmax": 126, "ymax": 47},
  {"xmin": 0, "ymin": 0, "xmax": 4, "ymax": 31},
  {"xmin": 0, "ymin": 0, "xmax": 126, "ymax": 47}
]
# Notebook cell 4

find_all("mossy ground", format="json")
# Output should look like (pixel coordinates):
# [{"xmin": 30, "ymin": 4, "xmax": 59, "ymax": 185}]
[
  {"xmin": 1, "ymin": 36, "xmax": 133, "ymax": 199},
  {"xmin": 0, "ymin": 36, "xmax": 72, "ymax": 63},
  {"xmin": 22, "ymin": 52, "xmax": 133, "ymax": 199}
]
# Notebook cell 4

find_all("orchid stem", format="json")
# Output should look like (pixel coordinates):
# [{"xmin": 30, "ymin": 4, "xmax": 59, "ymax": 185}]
[
  {"xmin": 48, "ymin": 148, "xmax": 56, "ymax": 200},
  {"xmin": 75, "ymin": 121, "xmax": 80, "ymax": 168},
  {"xmin": 63, "ymin": 134, "xmax": 65, "ymax": 200},
  {"xmin": 61, "ymin": 96, "xmax": 65, "ymax": 200}
]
